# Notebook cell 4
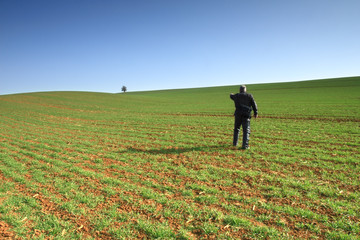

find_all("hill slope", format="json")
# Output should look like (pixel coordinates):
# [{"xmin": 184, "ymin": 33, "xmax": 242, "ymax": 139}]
[
  {"xmin": 127, "ymin": 76, "xmax": 360, "ymax": 117},
  {"xmin": 2, "ymin": 76, "xmax": 359, "ymax": 117},
  {"xmin": 0, "ymin": 77, "xmax": 359, "ymax": 239}
]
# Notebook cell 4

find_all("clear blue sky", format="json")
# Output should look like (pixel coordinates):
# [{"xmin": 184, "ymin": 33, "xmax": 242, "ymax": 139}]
[{"xmin": 1, "ymin": 0, "xmax": 359, "ymax": 95}]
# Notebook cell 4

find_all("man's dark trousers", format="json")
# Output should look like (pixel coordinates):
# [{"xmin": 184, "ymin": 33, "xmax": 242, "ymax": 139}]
[{"xmin": 233, "ymin": 115, "xmax": 250, "ymax": 148}]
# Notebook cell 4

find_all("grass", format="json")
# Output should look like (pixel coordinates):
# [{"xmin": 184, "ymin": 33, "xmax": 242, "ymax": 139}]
[{"xmin": 0, "ymin": 76, "xmax": 359, "ymax": 239}]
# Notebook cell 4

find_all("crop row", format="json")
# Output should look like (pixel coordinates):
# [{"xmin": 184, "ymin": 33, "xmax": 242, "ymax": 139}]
[{"xmin": 1, "ymin": 112, "xmax": 359, "ymax": 239}]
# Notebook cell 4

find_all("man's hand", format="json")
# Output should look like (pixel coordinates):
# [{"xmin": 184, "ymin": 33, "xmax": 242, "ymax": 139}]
[{"xmin": 254, "ymin": 114, "xmax": 258, "ymax": 119}]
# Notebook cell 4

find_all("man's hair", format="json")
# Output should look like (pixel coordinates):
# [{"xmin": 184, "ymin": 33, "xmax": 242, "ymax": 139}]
[{"xmin": 240, "ymin": 85, "xmax": 246, "ymax": 93}]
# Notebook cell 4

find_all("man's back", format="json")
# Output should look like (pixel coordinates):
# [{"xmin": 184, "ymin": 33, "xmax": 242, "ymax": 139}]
[
  {"xmin": 230, "ymin": 92, "xmax": 257, "ymax": 117},
  {"xmin": 231, "ymin": 92, "xmax": 255, "ymax": 107}
]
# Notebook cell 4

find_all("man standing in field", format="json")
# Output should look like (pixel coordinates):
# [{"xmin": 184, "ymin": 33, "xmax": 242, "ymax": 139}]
[{"xmin": 230, "ymin": 85, "xmax": 258, "ymax": 149}]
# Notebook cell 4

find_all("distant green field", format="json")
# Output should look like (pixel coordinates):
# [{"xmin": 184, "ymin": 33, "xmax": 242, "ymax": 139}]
[{"xmin": 0, "ymin": 77, "xmax": 359, "ymax": 239}]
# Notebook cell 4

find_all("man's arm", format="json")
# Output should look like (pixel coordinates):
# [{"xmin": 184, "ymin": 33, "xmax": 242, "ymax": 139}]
[
  {"xmin": 251, "ymin": 95, "xmax": 258, "ymax": 118},
  {"xmin": 230, "ymin": 93, "xmax": 235, "ymax": 100}
]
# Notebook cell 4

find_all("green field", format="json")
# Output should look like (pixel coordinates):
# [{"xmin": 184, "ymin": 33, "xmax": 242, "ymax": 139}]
[{"xmin": 0, "ymin": 77, "xmax": 359, "ymax": 239}]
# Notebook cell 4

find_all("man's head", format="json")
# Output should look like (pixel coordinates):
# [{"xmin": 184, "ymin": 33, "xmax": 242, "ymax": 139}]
[{"xmin": 240, "ymin": 85, "xmax": 246, "ymax": 93}]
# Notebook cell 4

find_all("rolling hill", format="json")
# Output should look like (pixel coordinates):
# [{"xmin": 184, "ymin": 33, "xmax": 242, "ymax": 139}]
[{"xmin": 0, "ymin": 77, "xmax": 359, "ymax": 239}]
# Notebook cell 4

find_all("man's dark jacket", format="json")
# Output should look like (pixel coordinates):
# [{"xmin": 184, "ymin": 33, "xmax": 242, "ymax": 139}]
[{"xmin": 230, "ymin": 92, "xmax": 258, "ymax": 118}]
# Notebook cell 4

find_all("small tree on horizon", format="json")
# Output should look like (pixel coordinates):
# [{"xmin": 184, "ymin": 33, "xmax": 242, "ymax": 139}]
[{"xmin": 121, "ymin": 86, "xmax": 127, "ymax": 93}]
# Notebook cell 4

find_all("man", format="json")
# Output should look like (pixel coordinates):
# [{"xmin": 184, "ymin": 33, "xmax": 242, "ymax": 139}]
[{"xmin": 230, "ymin": 85, "xmax": 258, "ymax": 149}]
